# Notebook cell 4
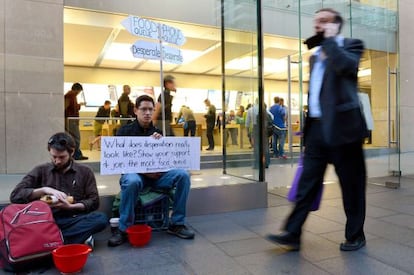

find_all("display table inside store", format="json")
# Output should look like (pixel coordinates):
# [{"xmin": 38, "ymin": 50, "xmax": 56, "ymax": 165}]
[
  {"xmin": 171, "ymin": 124, "xmax": 203, "ymax": 149},
  {"xmin": 79, "ymin": 123, "xmax": 114, "ymax": 150}
]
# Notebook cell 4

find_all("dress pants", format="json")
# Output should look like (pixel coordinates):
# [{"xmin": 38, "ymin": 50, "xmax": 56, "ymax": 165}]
[
  {"xmin": 206, "ymin": 124, "xmax": 214, "ymax": 149},
  {"xmin": 285, "ymin": 119, "xmax": 366, "ymax": 241},
  {"xmin": 65, "ymin": 119, "xmax": 83, "ymax": 159}
]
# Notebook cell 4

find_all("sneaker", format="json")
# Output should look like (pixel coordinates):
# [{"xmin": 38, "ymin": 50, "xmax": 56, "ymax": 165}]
[
  {"xmin": 167, "ymin": 224, "xmax": 195, "ymax": 239},
  {"xmin": 84, "ymin": 235, "xmax": 94, "ymax": 250},
  {"xmin": 108, "ymin": 228, "xmax": 128, "ymax": 247},
  {"xmin": 280, "ymin": 155, "xmax": 287, "ymax": 159}
]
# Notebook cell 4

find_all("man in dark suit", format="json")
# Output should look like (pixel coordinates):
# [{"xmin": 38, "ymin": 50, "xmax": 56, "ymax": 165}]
[{"xmin": 267, "ymin": 8, "xmax": 368, "ymax": 252}]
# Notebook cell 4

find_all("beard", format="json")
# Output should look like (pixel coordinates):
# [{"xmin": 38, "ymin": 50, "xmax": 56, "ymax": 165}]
[{"xmin": 54, "ymin": 159, "xmax": 72, "ymax": 171}]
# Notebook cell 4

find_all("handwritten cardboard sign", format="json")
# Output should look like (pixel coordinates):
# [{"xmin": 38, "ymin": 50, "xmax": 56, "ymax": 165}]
[
  {"xmin": 121, "ymin": 15, "xmax": 186, "ymax": 46},
  {"xmin": 131, "ymin": 40, "xmax": 183, "ymax": 64},
  {"xmin": 100, "ymin": 136, "xmax": 200, "ymax": 175}
]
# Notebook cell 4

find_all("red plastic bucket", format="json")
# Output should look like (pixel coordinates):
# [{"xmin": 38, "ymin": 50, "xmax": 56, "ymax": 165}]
[
  {"xmin": 52, "ymin": 244, "xmax": 92, "ymax": 274},
  {"xmin": 126, "ymin": 224, "xmax": 152, "ymax": 247}
]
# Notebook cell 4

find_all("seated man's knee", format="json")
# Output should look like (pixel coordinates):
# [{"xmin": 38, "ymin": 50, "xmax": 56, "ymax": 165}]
[{"xmin": 120, "ymin": 174, "xmax": 143, "ymax": 191}]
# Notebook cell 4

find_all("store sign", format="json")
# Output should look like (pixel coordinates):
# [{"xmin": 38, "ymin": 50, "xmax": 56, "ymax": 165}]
[
  {"xmin": 100, "ymin": 136, "xmax": 200, "ymax": 175},
  {"xmin": 131, "ymin": 40, "xmax": 183, "ymax": 64},
  {"xmin": 121, "ymin": 15, "xmax": 186, "ymax": 46}
]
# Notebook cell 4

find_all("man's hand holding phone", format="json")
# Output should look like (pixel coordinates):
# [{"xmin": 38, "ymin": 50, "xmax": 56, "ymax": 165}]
[{"xmin": 323, "ymin": 23, "xmax": 340, "ymax": 38}]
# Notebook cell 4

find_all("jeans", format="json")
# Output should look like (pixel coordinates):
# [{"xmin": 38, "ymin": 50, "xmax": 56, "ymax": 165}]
[
  {"xmin": 55, "ymin": 212, "xmax": 108, "ymax": 244},
  {"xmin": 225, "ymin": 128, "xmax": 238, "ymax": 145},
  {"xmin": 65, "ymin": 119, "xmax": 83, "ymax": 159},
  {"xmin": 272, "ymin": 127, "xmax": 287, "ymax": 157},
  {"xmin": 118, "ymin": 169, "xmax": 191, "ymax": 231},
  {"xmin": 184, "ymin": 120, "xmax": 196, "ymax": 136}
]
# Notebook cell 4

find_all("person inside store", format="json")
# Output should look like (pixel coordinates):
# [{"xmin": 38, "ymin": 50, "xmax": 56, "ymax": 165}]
[
  {"xmin": 245, "ymin": 99, "xmax": 271, "ymax": 168},
  {"xmin": 118, "ymin": 85, "xmax": 135, "ymax": 126},
  {"xmin": 203, "ymin": 99, "xmax": 216, "ymax": 151},
  {"xmin": 225, "ymin": 110, "xmax": 238, "ymax": 146},
  {"xmin": 153, "ymin": 75, "xmax": 176, "ymax": 136},
  {"xmin": 110, "ymin": 104, "xmax": 121, "ymax": 136},
  {"xmin": 64, "ymin": 82, "xmax": 88, "ymax": 160},
  {"xmin": 10, "ymin": 132, "xmax": 107, "ymax": 247},
  {"xmin": 89, "ymin": 100, "xmax": 111, "ymax": 150},
  {"xmin": 270, "ymin": 96, "xmax": 288, "ymax": 159},
  {"xmin": 177, "ymin": 105, "xmax": 197, "ymax": 136},
  {"xmin": 236, "ymin": 105, "xmax": 245, "ymax": 125},
  {"xmin": 266, "ymin": 8, "xmax": 368, "ymax": 252},
  {"xmin": 108, "ymin": 95, "xmax": 195, "ymax": 247},
  {"xmin": 245, "ymin": 103, "xmax": 253, "ymax": 148}
]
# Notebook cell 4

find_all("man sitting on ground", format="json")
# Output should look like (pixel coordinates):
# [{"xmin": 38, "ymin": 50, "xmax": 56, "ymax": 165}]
[
  {"xmin": 108, "ymin": 95, "xmax": 195, "ymax": 247},
  {"xmin": 10, "ymin": 132, "xmax": 107, "ymax": 246}
]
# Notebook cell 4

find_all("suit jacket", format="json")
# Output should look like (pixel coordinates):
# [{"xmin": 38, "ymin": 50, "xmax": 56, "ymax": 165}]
[{"xmin": 305, "ymin": 37, "xmax": 368, "ymax": 146}]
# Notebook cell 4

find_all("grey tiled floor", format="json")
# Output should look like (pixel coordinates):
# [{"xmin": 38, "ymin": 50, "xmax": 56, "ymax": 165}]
[{"xmin": 5, "ymin": 180, "xmax": 414, "ymax": 275}]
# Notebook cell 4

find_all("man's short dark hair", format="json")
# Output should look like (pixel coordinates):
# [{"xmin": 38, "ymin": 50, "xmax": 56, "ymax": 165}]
[
  {"xmin": 316, "ymin": 8, "xmax": 344, "ymax": 33},
  {"xmin": 135, "ymin": 95, "xmax": 154, "ymax": 108},
  {"xmin": 104, "ymin": 100, "xmax": 111, "ymax": 105},
  {"xmin": 47, "ymin": 132, "xmax": 76, "ymax": 154},
  {"xmin": 163, "ymin": 75, "xmax": 175, "ymax": 86},
  {"xmin": 71, "ymin": 82, "xmax": 83, "ymax": 92}
]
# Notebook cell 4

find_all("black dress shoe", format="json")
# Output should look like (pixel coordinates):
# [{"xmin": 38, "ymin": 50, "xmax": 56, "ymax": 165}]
[
  {"xmin": 340, "ymin": 236, "xmax": 366, "ymax": 251},
  {"xmin": 266, "ymin": 232, "xmax": 300, "ymax": 251}
]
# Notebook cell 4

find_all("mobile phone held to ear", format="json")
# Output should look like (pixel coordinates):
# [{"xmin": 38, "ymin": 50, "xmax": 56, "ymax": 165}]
[{"xmin": 304, "ymin": 32, "xmax": 325, "ymax": 50}]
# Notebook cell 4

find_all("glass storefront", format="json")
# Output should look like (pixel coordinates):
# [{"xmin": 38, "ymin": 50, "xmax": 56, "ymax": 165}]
[{"xmin": 63, "ymin": 0, "xmax": 400, "ymax": 192}]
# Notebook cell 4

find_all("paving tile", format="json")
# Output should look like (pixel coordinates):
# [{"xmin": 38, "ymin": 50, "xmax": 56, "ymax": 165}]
[
  {"xmin": 362, "ymin": 238, "xmax": 414, "ymax": 274},
  {"xmin": 266, "ymin": 205, "xmax": 294, "ymax": 219},
  {"xmin": 226, "ymin": 207, "xmax": 281, "ymax": 227},
  {"xmin": 299, "ymin": 232, "xmax": 343, "ymax": 263},
  {"xmin": 190, "ymin": 219, "xmax": 258, "ymax": 243},
  {"xmin": 311, "ymin": 205, "xmax": 347, "ymax": 224},
  {"xmin": 216, "ymin": 237, "xmax": 276, "ymax": 257},
  {"xmin": 364, "ymin": 216, "xmax": 414, "ymax": 244},
  {"xmin": 323, "ymin": 198, "xmax": 344, "ymax": 208},
  {"xmin": 366, "ymin": 205, "xmax": 397, "ymax": 218},
  {"xmin": 319, "ymin": 230, "xmax": 379, "ymax": 245},
  {"xmin": 169, "ymin": 245, "xmax": 249, "ymax": 275},
  {"xmin": 380, "ymin": 214, "xmax": 414, "ymax": 229},
  {"xmin": 303, "ymin": 215, "xmax": 344, "ymax": 234},
  {"xmin": 315, "ymin": 253, "xmax": 410, "ymax": 275},
  {"xmin": 248, "ymin": 221, "xmax": 285, "ymax": 237},
  {"xmin": 234, "ymin": 251, "xmax": 330, "ymax": 275},
  {"xmin": 267, "ymin": 193, "xmax": 291, "ymax": 207}
]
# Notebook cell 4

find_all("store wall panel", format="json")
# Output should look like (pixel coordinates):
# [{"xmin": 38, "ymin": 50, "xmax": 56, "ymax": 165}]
[
  {"xmin": 0, "ymin": 0, "xmax": 4, "ymax": 54},
  {"xmin": 5, "ymin": 93, "xmax": 64, "ymax": 173},
  {"xmin": 4, "ymin": 55, "xmax": 63, "ymax": 94},
  {"xmin": 400, "ymin": 106, "xmax": 414, "ymax": 154},
  {"xmin": 400, "ymin": 0, "xmax": 414, "ymax": 153},
  {"xmin": 0, "ymin": 90, "xmax": 5, "ymax": 173},
  {"xmin": 4, "ymin": 0, "xmax": 63, "ymax": 58},
  {"xmin": 64, "ymin": 0, "xmax": 218, "ymax": 27}
]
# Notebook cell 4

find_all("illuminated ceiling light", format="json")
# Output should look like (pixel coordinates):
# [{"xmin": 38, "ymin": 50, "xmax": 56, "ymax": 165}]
[
  {"xmin": 225, "ymin": 56, "xmax": 300, "ymax": 73},
  {"xmin": 97, "ymin": 185, "xmax": 107, "ymax": 189},
  {"xmin": 225, "ymin": 56, "xmax": 257, "ymax": 70},
  {"xmin": 358, "ymin": 69, "xmax": 371, "ymax": 77},
  {"xmin": 192, "ymin": 178, "xmax": 203, "ymax": 181},
  {"xmin": 104, "ymin": 42, "xmax": 140, "ymax": 62},
  {"xmin": 220, "ymin": 176, "xmax": 231, "ymax": 179}
]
